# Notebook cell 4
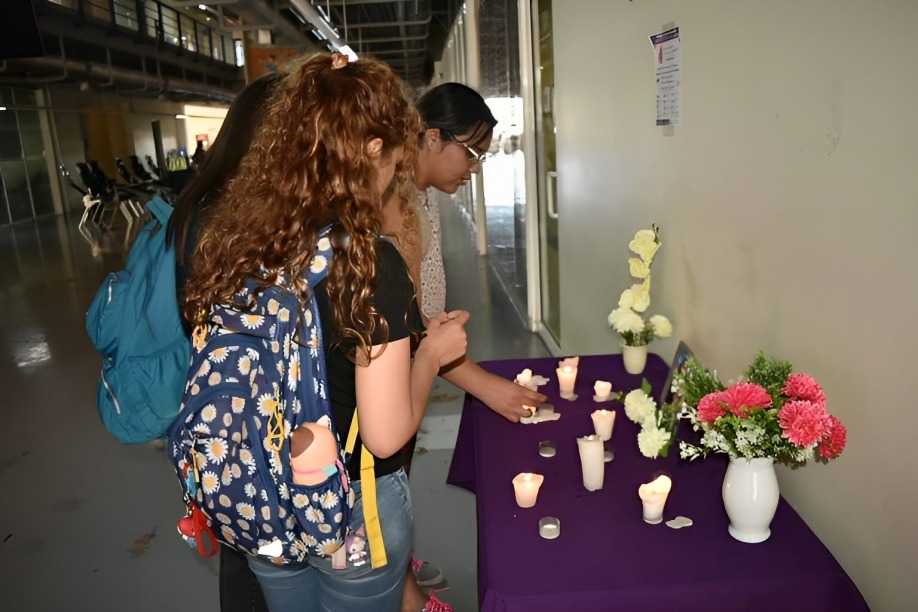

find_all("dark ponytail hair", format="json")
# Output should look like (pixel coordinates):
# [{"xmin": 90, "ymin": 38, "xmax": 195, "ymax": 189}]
[
  {"xmin": 170, "ymin": 73, "xmax": 283, "ymax": 264},
  {"xmin": 416, "ymin": 82, "xmax": 497, "ymax": 143}
]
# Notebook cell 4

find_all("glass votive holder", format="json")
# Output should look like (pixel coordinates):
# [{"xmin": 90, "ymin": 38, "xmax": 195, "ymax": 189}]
[{"xmin": 539, "ymin": 516, "xmax": 560, "ymax": 539}]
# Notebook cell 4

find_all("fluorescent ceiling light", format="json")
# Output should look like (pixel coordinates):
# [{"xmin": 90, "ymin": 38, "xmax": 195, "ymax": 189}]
[
  {"xmin": 198, "ymin": 3, "xmax": 206, "ymax": 9},
  {"xmin": 0, "ymin": 106, "xmax": 6, "ymax": 111},
  {"xmin": 176, "ymin": 114, "xmax": 188, "ymax": 119}
]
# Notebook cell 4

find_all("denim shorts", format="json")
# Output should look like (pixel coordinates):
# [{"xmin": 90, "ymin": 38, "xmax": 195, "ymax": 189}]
[{"xmin": 247, "ymin": 468, "xmax": 413, "ymax": 612}]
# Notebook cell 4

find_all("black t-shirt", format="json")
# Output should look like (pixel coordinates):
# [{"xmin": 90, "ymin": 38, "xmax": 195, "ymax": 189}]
[{"xmin": 314, "ymin": 239, "xmax": 424, "ymax": 480}]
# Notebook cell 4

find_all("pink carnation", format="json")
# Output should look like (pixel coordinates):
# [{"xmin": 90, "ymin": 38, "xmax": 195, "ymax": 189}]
[
  {"xmin": 697, "ymin": 391, "xmax": 729, "ymax": 425},
  {"xmin": 722, "ymin": 382, "xmax": 772, "ymax": 417},
  {"xmin": 817, "ymin": 415, "xmax": 847, "ymax": 460},
  {"xmin": 783, "ymin": 373, "xmax": 826, "ymax": 404},
  {"xmin": 778, "ymin": 400, "xmax": 831, "ymax": 447}
]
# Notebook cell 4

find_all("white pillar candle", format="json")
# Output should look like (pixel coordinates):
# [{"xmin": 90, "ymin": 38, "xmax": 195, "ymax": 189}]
[
  {"xmin": 593, "ymin": 380, "xmax": 613, "ymax": 401},
  {"xmin": 556, "ymin": 365, "xmax": 577, "ymax": 395},
  {"xmin": 576, "ymin": 435, "xmax": 605, "ymax": 491},
  {"xmin": 512, "ymin": 472, "xmax": 545, "ymax": 508},
  {"xmin": 559, "ymin": 356, "xmax": 580, "ymax": 368},
  {"xmin": 591, "ymin": 409, "xmax": 616, "ymax": 441},
  {"xmin": 515, "ymin": 368, "xmax": 537, "ymax": 391},
  {"xmin": 638, "ymin": 475, "xmax": 673, "ymax": 524}
]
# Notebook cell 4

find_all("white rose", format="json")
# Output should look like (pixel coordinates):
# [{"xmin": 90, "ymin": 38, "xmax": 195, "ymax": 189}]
[{"xmin": 649, "ymin": 315, "xmax": 672, "ymax": 338}]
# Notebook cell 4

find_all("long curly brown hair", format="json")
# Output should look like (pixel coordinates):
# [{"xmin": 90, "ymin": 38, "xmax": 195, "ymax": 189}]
[{"xmin": 184, "ymin": 53, "xmax": 420, "ymax": 361}]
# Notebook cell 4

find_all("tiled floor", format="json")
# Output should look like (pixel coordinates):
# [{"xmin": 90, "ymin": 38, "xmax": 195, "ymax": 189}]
[{"xmin": 0, "ymin": 194, "xmax": 550, "ymax": 611}]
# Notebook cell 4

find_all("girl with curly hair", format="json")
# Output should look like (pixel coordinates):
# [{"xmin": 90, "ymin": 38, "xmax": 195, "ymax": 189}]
[{"xmin": 180, "ymin": 52, "xmax": 469, "ymax": 611}]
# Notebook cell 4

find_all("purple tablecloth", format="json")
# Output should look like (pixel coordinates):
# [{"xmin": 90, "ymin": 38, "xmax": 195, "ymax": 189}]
[{"xmin": 446, "ymin": 354, "xmax": 868, "ymax": 612}]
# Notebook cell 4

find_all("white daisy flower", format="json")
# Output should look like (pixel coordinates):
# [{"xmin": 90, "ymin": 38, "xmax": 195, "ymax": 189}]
[
  {"xmin": 231, "ymin": 397, "xmax": 245, "ymax": 414},
  {"xmin": 256, "ymin": 393, "xmax": 278, "ymax": 417},
  {"xmin": 201, "ymin": 405, "xmax": 217, "ymax": 423},
  {"xmin": 320, "ymin": 490, "xmax": 340, "ymax": 509},
  {"xmin": 201, "ymin": 471, "xmax": 219, "ymax": 494},
  {"xmin": 237, "ymin": 355, "xmax": 252, "ymax": 376},
  {"xmin": 241, "ymin": 314, "xmax": 264, "ymax": 330},
  {"xmin": 208, "ymin": 372, "xmax": 222, "ymax": 386},
  {"xmin": 236, "ymin": 502, "xmax": 256, "ymax": 520},
  {"xmin": 267, "ymin": 299, "xmax": 279, "ymax": 315},
  {"xmin": 305, "ymin": 507, "xmax": 324, "ymax": 523},
  {"xmin": 317, "ymin": 237, "xmax": 331, "ymax": 252},
  {"xmin": 278, "ymin": 308, "xmax": 290, "ymax": 323},
  {"xmin": 310, "ymin": 254, "xmax": 327, "ymax": 274},
  {"xmin": 210, "ymin": 347, "xmax": 229, "ymax": 362},
  {"xmin": 244, "ymin": 483, "xmax": 257, "ymax": 498},
  {"xmin": 192, "ymin": 423, "xmax": 211, "ymax": 435},
  {"xmin": 205, "ymin": 438, "xmax": 228, "ymax": 463}
]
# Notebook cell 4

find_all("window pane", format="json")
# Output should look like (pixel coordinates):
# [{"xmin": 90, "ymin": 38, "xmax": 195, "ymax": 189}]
[{"xmin": 0, "ymin": 160, "xmax": 33, "ymax": 222}]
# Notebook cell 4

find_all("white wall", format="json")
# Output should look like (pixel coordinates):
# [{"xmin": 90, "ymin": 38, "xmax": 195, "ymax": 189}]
[{"xmin": 551, "ymin": 1, "xmax": 917, "ymax": 608}]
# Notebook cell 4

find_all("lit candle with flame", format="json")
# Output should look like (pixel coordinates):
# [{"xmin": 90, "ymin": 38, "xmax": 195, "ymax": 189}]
[
  {"xmin": 638, "ymin": 475, "xmax": 673, "ymax": 524},
  {"xmin": 512, "ymin": 472, "xmax": 545, "ymax": 508}
]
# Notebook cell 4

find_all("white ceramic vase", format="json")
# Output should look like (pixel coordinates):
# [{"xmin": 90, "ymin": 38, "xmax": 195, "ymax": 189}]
[
  {"xmin": 722, "ymin": 456, "xmax": 780, "ymax": 543},
  {"xmin": 621, "ymin": 343, "xmax": 649, "ymax": 375}
]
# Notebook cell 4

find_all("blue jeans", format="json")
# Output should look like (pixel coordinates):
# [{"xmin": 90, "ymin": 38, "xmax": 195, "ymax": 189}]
[{"xmin": 247, "ymin": 469, "xmax": 413, "ymax": 612}]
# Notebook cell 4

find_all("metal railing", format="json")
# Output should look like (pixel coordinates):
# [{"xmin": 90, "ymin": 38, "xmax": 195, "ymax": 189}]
[{"xmin": 46, "ymin": 0, "xmax": 236, "ymax": 66}]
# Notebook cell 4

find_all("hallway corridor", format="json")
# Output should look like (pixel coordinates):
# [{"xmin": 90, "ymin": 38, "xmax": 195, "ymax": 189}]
[{"xmin": 0, "ymin": 194, "xmax": 550, "ymax": 611}]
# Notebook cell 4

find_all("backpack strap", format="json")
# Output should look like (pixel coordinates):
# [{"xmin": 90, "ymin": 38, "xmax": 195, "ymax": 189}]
[{"xmin": 345, "ymin": 410, "xmax": 387, "ymax": 569}]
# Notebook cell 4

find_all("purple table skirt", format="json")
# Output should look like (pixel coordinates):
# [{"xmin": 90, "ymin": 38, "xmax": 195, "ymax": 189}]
[{"xmin": 446, "ymin": 354, "xmax": 868, "ymax": 612}]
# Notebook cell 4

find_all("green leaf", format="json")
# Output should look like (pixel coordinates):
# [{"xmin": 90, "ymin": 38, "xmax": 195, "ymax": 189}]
[{"xmin": 641, "ymin": 378, "xmax": 652, "ymax": 395}]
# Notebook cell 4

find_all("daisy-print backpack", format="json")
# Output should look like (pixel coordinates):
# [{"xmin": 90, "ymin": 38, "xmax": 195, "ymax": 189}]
[{"xmin": 166, "ymin": 229, "xmax": 357, "ymax": 565}]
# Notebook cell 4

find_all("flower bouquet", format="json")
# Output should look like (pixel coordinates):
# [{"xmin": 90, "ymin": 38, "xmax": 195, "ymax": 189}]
[
  {"xmin": 678, "ymin": 351, "xmax": 847, "ymax": 468},
  {"xmin": 607, "ymin": 225, "xmax": 673, "ymax": 347},
  {"xmin": 623, "ymin": 382, "xmax": 680, "ymax": 458}
]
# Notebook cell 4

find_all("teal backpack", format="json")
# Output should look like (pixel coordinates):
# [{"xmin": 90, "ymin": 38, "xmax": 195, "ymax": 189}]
[{"xmin": 86, "ymin": 196, "xmax": 190, "ymax": 444}]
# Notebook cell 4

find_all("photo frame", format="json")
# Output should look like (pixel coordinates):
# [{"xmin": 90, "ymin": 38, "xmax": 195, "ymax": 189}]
[{"xmin": 659, "ymin": 341, "xmax": 696, "ymax": 407}]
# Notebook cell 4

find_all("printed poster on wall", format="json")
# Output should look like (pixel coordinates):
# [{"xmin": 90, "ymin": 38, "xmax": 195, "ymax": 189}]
[{"xmin": 650, "ymin": 27, "xmax": 681, "ymax": 126}]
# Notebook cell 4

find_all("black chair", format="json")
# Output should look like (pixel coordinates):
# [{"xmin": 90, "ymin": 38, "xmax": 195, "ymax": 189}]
[
  {"xmin": 145, "ymin": 155, "xmax": 161, "ymax": 179},
  {"xmin": 130, "ymin": 155, "xmax": 153, "ymax": 182},
  {"xmin": 115, "ymin": 157, "xmax": 134, "ymax": 184}
]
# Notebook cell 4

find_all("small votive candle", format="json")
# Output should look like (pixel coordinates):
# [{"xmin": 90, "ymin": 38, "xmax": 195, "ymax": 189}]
[
  {"xmin": 539, "ymin": 516, "xmax": 561, "ymax": 539},
  {"xmin": 593, "ymin": 380, "xmax": 613, "ymax": 401},
  {"xmin": 591, "ymin": 409, "xmax": 616, "ymax": 441},
  {"xmin": 515, "ymin": 368, "xmax": 537, "ymax": 391},
  {"xmin": 556, "ymin": 365, "xmax": 577, "ymax": 395},
  {"xmin": 638, "ymin": 475, "xmax": 673, "ymax": 524},
  {"xmin": 512, "ymin": 472, "xmax": 545, "ymax": 508}
]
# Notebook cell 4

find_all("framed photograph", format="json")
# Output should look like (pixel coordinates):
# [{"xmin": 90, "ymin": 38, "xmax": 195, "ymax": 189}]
[{"xmin": 659, "ymin": 341, "xmax": 696, "ymax": 408}]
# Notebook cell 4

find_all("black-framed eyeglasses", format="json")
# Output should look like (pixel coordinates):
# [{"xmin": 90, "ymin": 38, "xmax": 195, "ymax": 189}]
[{"xmin": 442, "ymin": 132, "xmax": 488, "ymax": 164}]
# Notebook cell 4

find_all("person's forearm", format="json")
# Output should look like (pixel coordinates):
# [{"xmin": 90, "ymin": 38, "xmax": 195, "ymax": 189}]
[
  {"xmin": 440, "ymin": 357, "xmax": 485, "ymax": 394},
  {"xmin": 408, "ymin": 348, "xmax": 441, "ymax": 430}
]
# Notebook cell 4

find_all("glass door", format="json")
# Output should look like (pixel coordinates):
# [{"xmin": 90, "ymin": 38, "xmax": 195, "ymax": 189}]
[{"xmin": 531, "ymin": 0, "xmax": 560, "ymax": 345}]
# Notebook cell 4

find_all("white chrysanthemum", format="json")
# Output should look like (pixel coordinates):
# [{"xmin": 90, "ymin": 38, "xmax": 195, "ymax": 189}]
[
  {"xmin": 608, "ymin": 307, "xmax": 645, "ymax": 335},
  {"xmin": 649, "ymin": 315, "xmax": 672, "ymax": 338},
  {"xmin": 624, "ymin": 389, "xmax": 656, "ymax": 424},
  {"xmin": 638, "ymin": 425, "xmax": 671, "ymax": 458}
]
